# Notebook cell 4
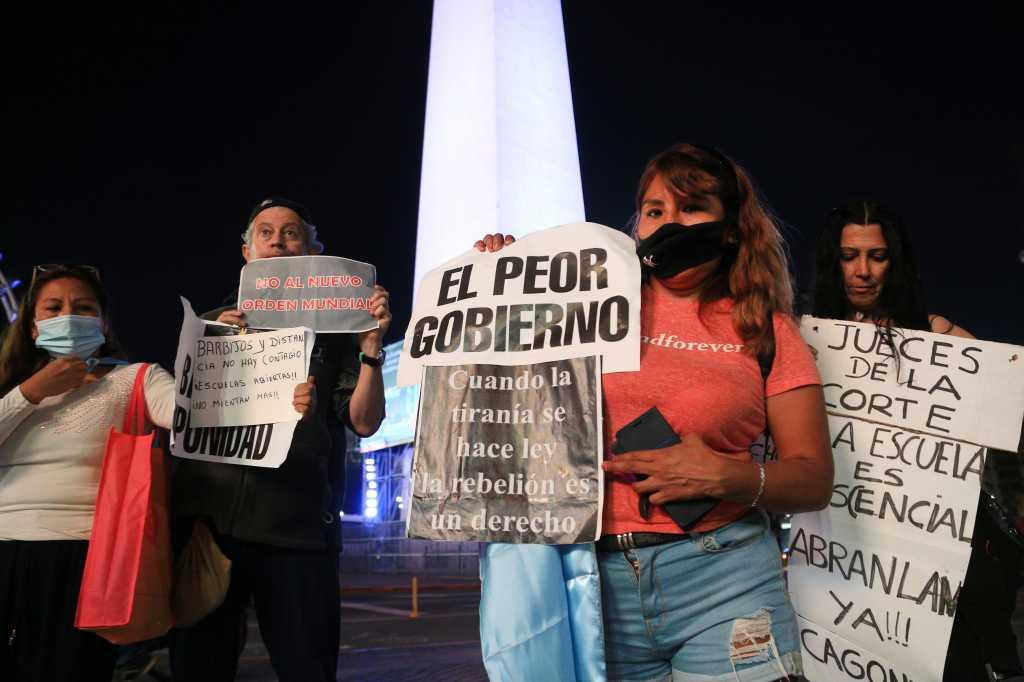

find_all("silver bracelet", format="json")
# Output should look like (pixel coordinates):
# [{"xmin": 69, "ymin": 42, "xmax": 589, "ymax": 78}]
[{"xmin": 750, "ymin": 462, "xmax": 766, "ymax": 508}]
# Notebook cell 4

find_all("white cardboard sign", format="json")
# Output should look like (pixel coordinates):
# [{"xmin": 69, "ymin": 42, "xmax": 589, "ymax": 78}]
[
  {"xmin": 170, "ymin": 298, "xmax": 307, "ymax": 468},
  {"xmin": 789, "ymin": 416, "xmax": 979, "ymax": 681},
  {"xmin": 397, "ymin": 222, "xmax": 641, "ymax": 387},
  {"xmin": 800, "ymin": 316, "xmax": 1024, "ymax": 451},
  {"xmin": 188, "ymin": 327, "xmax": 312, "ymax": 428},
  {"xmin": 791, "ymin": 317, "xmax": 1024, "ymax": 681}
]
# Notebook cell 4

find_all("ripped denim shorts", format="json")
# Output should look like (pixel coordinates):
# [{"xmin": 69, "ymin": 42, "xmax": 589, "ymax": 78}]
[{"xmin": 599, "ymin": 510, "xmax": 801, "ymax": 682}]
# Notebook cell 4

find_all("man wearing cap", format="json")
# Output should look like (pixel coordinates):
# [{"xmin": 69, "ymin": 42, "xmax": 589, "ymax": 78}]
[{"xmin": 170, "ymin": 197, "xmax": 389, "ymax": 682}]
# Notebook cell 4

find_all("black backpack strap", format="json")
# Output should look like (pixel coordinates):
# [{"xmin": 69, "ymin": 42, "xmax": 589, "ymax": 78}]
[
  {"xmin": 757, "ymin": 315, "xmax": 776, "ymax": 383},
  {"xmin": 758, "ymin": 315, "xmax": 782, "ymax": 534},
  {"xmin": 754, "ymin": 313, "xmax": 776, "ymax": 452}
]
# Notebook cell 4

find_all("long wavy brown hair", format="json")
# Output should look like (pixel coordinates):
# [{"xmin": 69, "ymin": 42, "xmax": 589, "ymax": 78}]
[
  {"xmin": 633, "ymin": 143, "xmax": 794, "ymax": 357},
  {"xmin": 0, "ymin": 266, "xmax": 125, "ymax": 396}
]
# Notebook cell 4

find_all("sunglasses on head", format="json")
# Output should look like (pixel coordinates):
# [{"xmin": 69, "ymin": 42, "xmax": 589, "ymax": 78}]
[{"xmin": 29, "ymin": 264, "xmax": 102, "ymax": 290}]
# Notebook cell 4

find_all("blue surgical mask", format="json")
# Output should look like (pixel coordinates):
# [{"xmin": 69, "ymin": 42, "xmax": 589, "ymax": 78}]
[{"xmin": 35, "ymin": 314, "xmax": 106, "ymax": 360}]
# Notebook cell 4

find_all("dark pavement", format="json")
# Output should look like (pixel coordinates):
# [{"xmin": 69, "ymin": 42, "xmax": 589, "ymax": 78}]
[
  {"xmin": 115, "ymin": 573, "xmax": 486, "ymax": 682},
  {"xmin": 337, "ymin": 574, "xmax": 485, "ymax": 680},
  {"xmin": 338, "ymin": 643, "xmax": 486, "ymax": 682}
]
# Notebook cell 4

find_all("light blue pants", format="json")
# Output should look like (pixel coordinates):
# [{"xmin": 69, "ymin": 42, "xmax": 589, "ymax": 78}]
[{"xmin": 599, "ymin": 511, "xmax": 802, "ymax": 682}]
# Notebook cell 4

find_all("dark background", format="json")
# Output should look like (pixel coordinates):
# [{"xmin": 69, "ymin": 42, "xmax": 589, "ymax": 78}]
[{"xmin": 4, "ymin": 2, "xmax": 1022, "ymax": 370}]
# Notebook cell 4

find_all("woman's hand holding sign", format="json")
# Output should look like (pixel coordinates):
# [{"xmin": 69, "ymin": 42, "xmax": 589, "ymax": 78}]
[
  {"xmin": 473, "ymin": 233, "xmax": 516, "ymax": 253},
  {"xmin": 602, "ymin": 436, "xmax": 759, "ymax": 505}
]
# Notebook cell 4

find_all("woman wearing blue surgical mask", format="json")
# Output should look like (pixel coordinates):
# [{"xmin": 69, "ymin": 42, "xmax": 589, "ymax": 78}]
[{"xmin": 0, "ymin": 264, "xmax": 175, "ymax": 682}]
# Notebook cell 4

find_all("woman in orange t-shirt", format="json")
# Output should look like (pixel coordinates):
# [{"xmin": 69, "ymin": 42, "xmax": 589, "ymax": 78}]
[{"xmin": 477, "ymin": 143, "xmax": 832, "ymax": 681}]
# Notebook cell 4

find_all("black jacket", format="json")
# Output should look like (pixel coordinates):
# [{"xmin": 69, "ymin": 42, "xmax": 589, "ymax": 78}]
[{"xmin": 171, "ymin": 305, "xmax": 361, "ymax": 550}]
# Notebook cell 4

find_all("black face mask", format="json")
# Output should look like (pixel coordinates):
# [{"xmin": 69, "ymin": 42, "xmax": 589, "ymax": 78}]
[{"xmin": 635, "ymin": 221, "xmax": 733, "ymax": 278}]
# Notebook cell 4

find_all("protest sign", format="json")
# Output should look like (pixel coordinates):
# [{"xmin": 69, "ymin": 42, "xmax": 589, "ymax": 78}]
[
  {"xmin": 789, "ymin": 317, "xmax": 1024, "ymax": 682},
  {"xmin": 800, "ymin": 316, "xmax": 1024, "ymax": 451},
  {"xmin": 812, "ymin": 415, "xmax": 983, "ymax": 549},
  {"xmin": 788, "ymin": 416, "xmax": 978, "ymax": 681},
  {"xmin": 188, "ymin": 327, "xmax": 312, "ymax": 428},
  {"xmin": 397, "ymin": 222, "xmax": 641, "ymax": 387},
  {"xmin": 237, "ymin": 255, "xmax": 378, "ymax": 333},
  {"xmin": 798, "ymin": 616, "xmax": 917, "ymax": 682},
  {"xmin": 407, "ymin": 356, "xmax": 603, "ymax": 544},
  {"xmin": 171, "ymin": 298, "xmax": 306, "ymax": 468}
]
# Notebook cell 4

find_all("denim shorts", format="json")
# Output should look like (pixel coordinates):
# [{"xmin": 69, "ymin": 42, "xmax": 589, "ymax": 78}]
[{"xmin": 598, "ymin": 511, "xmax": 802, "ymax": 682}]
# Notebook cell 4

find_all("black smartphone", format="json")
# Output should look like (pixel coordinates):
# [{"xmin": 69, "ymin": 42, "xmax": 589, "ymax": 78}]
[{"xmin": 612, "ymin": 407, "xmax": 718, "ymax": 529}]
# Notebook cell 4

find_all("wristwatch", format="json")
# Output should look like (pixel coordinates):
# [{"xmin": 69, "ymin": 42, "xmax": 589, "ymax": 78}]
[{"xmin": 359, "ymin": 349, "xmax": 386, "ymax": 368}]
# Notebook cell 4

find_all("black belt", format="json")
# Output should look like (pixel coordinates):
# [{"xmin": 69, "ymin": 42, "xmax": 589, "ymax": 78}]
[{"xmin": 595, "ymin": 531, "xmax": 690, "ymax": 552}]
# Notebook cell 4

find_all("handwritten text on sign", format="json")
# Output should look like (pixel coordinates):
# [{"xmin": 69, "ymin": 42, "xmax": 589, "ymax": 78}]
[
  {"xmin": 237, "ymin": 255, "xmax": 378, "ymax": 333},
  {"xmin": 397, "ymin": 222, "xmax": 640, "ymax": 386},
  {"xmin": 821, "ymin": 415, "xmax": 982, "ymax": 549},
  {"xmin": 798, "ymin": 616, "xmax": 917, "ymax": 682},
  {"xmin": 171, "ymin": 298, "xmax": 303, "ymax": 468},
  {"xmin": 800, "ymin": 316, "xmax": 1024, "ymax": 450},
  {"xmin": 189, "ymin": 327, "xmax": 310, "ymax": 428},
  {"xmin": 787, "ymin": 317, "xmax": 1020, "ymax": 681},
  {"xmin": 789, "ymin": 417, "xmax": 977, "ymax": 681},
  {"xmin": 407, "ymin": 356, "xmax": 603, "ymax": 544}
]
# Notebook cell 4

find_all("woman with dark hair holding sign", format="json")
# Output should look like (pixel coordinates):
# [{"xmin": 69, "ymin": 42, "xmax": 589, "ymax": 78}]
[
  {"xmin": 476, "ymin": 143, "xmax": 832, "ymax": 681},
  {"xmin": 813, "ymin": 200, "xmax": 1024, "ymax": 681}
]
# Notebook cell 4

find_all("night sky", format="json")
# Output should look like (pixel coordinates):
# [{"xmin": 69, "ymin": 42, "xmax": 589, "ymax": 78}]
[{"xmin": 5, "ymin": 2, "xmax": 1023, "ymax": 371}]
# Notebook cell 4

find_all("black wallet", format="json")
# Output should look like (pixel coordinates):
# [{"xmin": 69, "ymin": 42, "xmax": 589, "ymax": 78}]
[{"xmin": 612, "ymin": 407, "xmax": 718, "ymax": 529}]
